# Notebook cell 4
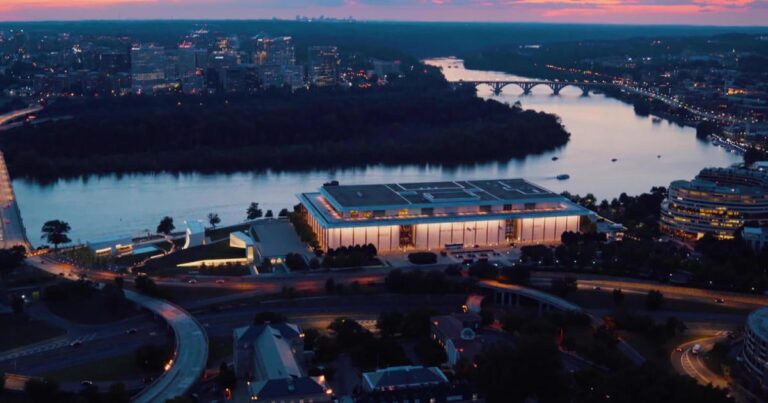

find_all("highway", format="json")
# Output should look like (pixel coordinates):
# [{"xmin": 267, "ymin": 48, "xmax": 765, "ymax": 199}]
[
  {"xmin": 532, "ymin": 271, "xmax": 768, "ymax": 310},
  {"xmin": 672, "ymin": 335, "xmax": 730, "ymax": 389},
  {"xmin": 0, "ymin": 105, "xmax": 42, "ymax": 127},
  {"xmin": 30, "ymin": 257, "xmax": 209, "ymax": 403}
]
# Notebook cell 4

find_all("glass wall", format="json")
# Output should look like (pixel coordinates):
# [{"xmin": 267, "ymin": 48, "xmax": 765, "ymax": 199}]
[
  {"xmin": 517, "ymin": 216, "xmax": 580, "ymax": 243},
  {"xmin": 308, "ymin": 213, "xmax": 583, "ymax": 253}
]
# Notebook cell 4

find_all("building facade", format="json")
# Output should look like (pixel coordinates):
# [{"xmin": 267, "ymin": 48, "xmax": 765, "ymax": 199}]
[
  {"xmin": 252, "ymin": 35, "xmax": 295, "ymax": 67},
  {"xmin": 308, "ymin": 46, "xmax": 339, "ymax": 87},
  {"xmin": 661, "ymin": 166, "xmax": 768, "ymax": 240},
  {"xmin": 298, "ymin": 179, "xmax": 592, "ymax": 253},
  {"xmin": 742, "ymin": 307, "xmax": 768, "ymax": 389},
  {"xmin": 130, "ymin": 44, "xmax": 167, "ymax": 94}
]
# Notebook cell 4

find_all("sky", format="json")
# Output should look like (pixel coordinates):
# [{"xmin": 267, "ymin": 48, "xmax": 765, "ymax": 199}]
[{"xmin": 0, "ymin": 0, "xmax": 767, "ymax": 26}]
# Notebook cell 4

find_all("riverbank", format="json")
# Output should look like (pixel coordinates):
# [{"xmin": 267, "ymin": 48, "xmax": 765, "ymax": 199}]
[
  {"xmin": 461, "ymin": 56, "xmax": 706, "ymax": 133},
  {"xmin": 0, "ymin": 67, "xmax": 570, "ymax": 181}
]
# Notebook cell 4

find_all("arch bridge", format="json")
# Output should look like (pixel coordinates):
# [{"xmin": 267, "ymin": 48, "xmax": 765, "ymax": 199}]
[{"xmin": 456, "ymin": 79, "xmax": 616, "ymax": 96}]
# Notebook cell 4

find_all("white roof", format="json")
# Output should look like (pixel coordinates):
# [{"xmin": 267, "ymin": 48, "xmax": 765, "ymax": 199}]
[
  {"xmin": 256, "ymin": 326, "xmax": 302, "ymax": 380},
  {"xmin": 185, "ymin": 221, "xmax": 205, "ymax": 234}
]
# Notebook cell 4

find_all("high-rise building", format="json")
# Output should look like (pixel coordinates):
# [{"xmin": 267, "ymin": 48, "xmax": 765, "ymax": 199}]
[
  {"xmin": 252, "ymin": 35, "xmax": 295, "ymax": 67},
  {"xmin": 307, "ymin": 46, "xmax": 339, "ymax": 87},
  {"xmin": 173, "ymin": 43, "xmax": 208, "ymax": 94},
  {"xmin": 661, "ymin": 166, "xmax": 768, "ymax": 240},
  {"xmin": 130, "ymin": 44, "xmax": 167, "ymax": 94}
]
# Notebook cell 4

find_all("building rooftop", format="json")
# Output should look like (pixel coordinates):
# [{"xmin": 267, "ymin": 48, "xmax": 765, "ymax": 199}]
[
  {"xmin": 362, "ymin": 366, "xmax": 448, "ymax": 391},
  {"xmin": 249, "ymin": 378, "xmax": 325, "ymax": 400},
  {"xmin": 320, "ymin": 179, "xmax": 558, "ymax": 211}
]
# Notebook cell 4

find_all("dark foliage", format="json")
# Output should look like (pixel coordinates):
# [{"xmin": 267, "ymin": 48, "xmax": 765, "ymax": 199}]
[{"xmin": 2, "ymin": 68, "xmax": 569, "ymax": 180}]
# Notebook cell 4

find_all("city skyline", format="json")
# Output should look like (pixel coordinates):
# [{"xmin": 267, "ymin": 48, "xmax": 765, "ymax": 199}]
[{"xmin": 0, "ymin": 0, "xmax": 767, "ymax": 26}]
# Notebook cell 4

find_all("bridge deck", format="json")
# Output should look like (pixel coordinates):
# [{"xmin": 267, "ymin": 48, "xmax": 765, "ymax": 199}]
[{"xmin": 0, "ymin": 151, "xmax": 30, "ymax": 250}]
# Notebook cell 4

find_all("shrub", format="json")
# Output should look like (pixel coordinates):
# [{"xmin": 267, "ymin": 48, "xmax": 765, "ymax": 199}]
[{"xmin": 407, "ymin": 252, "xmax": 437, "ymax": 265}]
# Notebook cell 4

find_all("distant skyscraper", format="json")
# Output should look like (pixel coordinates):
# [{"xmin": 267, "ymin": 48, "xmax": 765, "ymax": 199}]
[
  {"xmin": 308, "ymin": 46, "xmax": 339, "ymax": 87},
  {"xmin": 252, "ymin": 35, "xmax": 295, "ymax": 66},
  {"xmin": 175, "ymin": 43, "xmax": 207, "ymax": 94},
  {"xmin": 130, "ymin": 44, "xmax": 167, "ymax": 94}
]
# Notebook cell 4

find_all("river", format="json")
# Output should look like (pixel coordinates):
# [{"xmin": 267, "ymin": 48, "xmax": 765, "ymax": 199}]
[{"xmin": 12, "ymin": 57, "xmax": 741, "ymax": 245}]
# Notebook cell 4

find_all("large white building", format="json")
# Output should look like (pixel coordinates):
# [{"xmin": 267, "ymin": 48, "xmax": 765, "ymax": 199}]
[{"xmin": 298, "ymin": 179, "xmax": 593, "ymax": 253}]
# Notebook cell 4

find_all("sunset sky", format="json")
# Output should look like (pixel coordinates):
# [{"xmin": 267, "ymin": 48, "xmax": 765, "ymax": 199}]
[{"xmin": 0, "ymin": 0, "xmax": 767, "ymax": 25}]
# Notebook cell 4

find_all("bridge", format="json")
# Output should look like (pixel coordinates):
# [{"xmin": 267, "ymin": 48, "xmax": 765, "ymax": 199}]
[
  {"xmin": 454, "ymin": 80, "xmax": 617, "ymax": 96},
  {"xmin": 0, "ymin": 151, "xmax": 30, "ymax": 250}
]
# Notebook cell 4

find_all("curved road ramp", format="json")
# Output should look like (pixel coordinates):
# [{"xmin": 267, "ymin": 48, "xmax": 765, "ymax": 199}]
[{"xmin": 126, "ymin": 290, "xmax": 208, "ymax": 403}]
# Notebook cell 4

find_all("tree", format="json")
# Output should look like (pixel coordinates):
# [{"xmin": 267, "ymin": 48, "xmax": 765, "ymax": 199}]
[
  {"xmin": 415, "ymin": 338, "xmax": 448, "ymax": 366},
  {"xmin": 0, "ymin": 246, "xmax": 25, "ymax": 277},
  {"xmin": 612, "ymin": 288, "xmax": 625, "ymax": 305},
  {"xmin": 207, "ymin": 212, "xmax": 221, "ymax": 229},
  {"xmin": 156, "ymin": 216, "xmax": 175, "ymax": 235},
  {"xmin": 105, "ymin": 383, "xmax": 130, "ymax": 403},
  {"xmin": 25, "ymin": 378, "xmax": 61, "ymax": 403},
  {"xmin": 278, "ymin": 208, "xmax": 289, "ymax": 217},
  {"xmin": 253, "ymin": 311, "xmax": 287, "ymax": 324},
  {"xmin": 376, "ymin": 311, "xmax": 404, "ymax": 338},
  {"xmin": 216, "ymin": 362, "xmax": 237, "ymax": 390},
  {"xmin": 646, "ymin": 290, "xmax": 665, "ymax": 311},
  {"xmin": 285, "ymin": 253, "xmax": 308, "ymax": 271},
  {"xmin": 10, "ymin": 295, "xmax": 24, "ymax": 315},
  {"xmin": 476, "ymin": 338, "xmax": 568, "ymax": 403},
  {"xmin": 246, "ymin": 202, "xmax": 263, "ymax": 220},
  {"xmin": 41, "ymin": 220, "xmax": 71, "ymax": 250},
  {"xmin": 265, "ymin": 209, "xmax": 274, "ymax": 218},
  {"xmin": 134, "ymin": 275, "xmax": 160, "ymax": 297}
]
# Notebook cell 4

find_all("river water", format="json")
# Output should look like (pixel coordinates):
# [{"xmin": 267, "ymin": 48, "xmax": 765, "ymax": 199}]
[{"xmin": 13, "ymin": 57, "xmax": 741, "ymax": 245}]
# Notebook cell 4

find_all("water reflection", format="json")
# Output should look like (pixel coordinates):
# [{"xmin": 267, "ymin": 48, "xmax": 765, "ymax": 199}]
[{"xmin": 13, "ymin": 58, "xmax": 741, "ymax": 244}]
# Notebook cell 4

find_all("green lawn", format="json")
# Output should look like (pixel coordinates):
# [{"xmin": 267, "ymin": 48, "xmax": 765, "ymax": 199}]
[
  {"xmin": 45, "ymin": 293, "xmax": 140, "ymax": 325},
  {"xmin": 206, "ymin": 223, "xmax": 254, "ymax": 242},
  {"xmin": 0, "ymin": 314, "xmax": 65, "ymax": 351},
  {"xmin": 140, "ymin": 241, "xmax": 246, "ymax": 273},
  {"xmin": 43, "ymin": 352, "xmax": 156, "ymax": 382}
]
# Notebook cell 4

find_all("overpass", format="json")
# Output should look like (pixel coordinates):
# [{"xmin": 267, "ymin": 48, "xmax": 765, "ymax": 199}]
[
  {"xmin": 480, "ymin": 279, "xmax": 582, "ymax": 314},
  {"xmin": 0, "ymin": 105, "xmax": 42, "ymax": 127},
  {"xmin": 0, "ymin": 151, "xmax": 29, "ymax": 250},
  {"xmin": 455, "ymin": 80, "xmax": 617, "ymax": 96}
]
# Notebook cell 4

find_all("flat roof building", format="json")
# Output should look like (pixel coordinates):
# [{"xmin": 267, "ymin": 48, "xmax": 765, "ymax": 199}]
[{"xmin": 298, "ymin": 179, "xmax": 593, "ymax": 253}]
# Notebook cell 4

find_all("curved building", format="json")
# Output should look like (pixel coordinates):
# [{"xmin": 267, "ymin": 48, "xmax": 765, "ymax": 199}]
[
  {"xmin": 742, "ymin": 307, "xmax": 768, "ymax": 387},
  {"xmin": 661, "ymin": 167, "xmax": 768, "ymax": 240}
]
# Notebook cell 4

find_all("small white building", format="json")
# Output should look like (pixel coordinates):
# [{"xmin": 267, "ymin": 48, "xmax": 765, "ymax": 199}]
[{"xmin": 183, "ymin": 220, "xmax": 206, "ymax": 249}]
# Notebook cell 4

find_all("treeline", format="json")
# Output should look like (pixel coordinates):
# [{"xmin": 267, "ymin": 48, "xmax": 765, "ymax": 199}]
[{"xmin": 1, "ymin": 67, "xmax": 570, "ymax": 180}]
